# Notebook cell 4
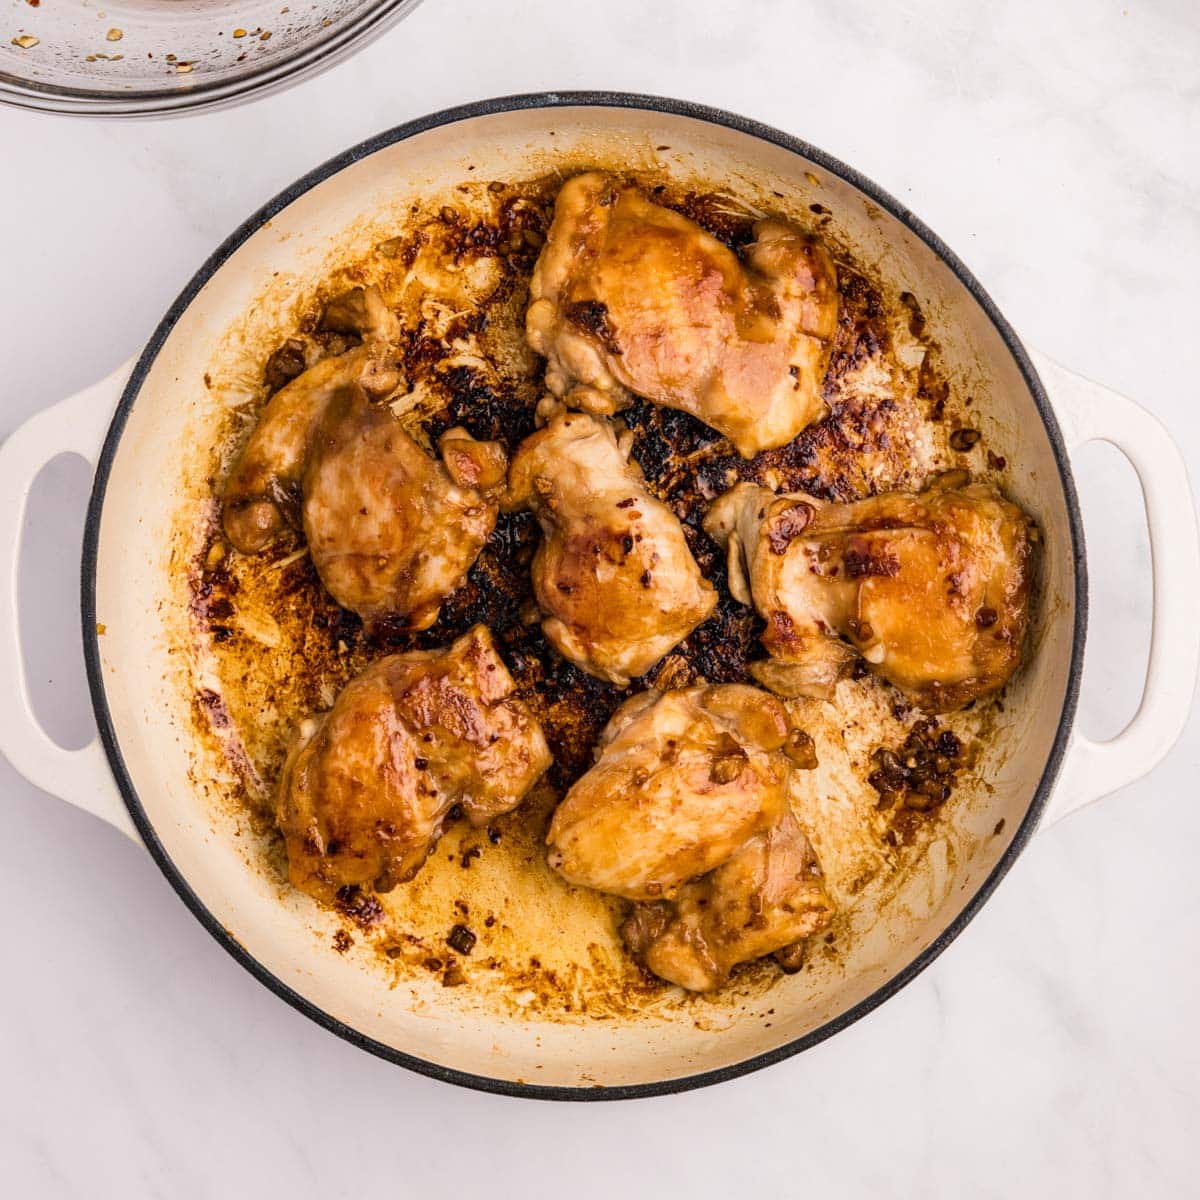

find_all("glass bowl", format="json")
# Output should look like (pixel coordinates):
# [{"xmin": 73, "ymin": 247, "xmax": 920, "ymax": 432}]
[{"xmin": 1, "ymin": 0, "xmax": 424, "ymax": 116}]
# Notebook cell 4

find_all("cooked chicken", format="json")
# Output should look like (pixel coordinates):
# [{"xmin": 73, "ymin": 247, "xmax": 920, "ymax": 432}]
[
  {"xmin": 303, "ymin": 389, "xmax": 506, "ymax": 628},
  {"xmin": 705, "ymin": 477, "xmax": 1034, "ymax": 712},
  {"xmin": 505, "ymin": 408, "xmax": 716, "ymax": 685},
  {"xmin": 277, "ymin": 625, "xmax": 551, "ymax": 901},
  {"xmin": 223, "ymin": 286, "xmax": 402, "ymax": 554},
  {"xmin": 547, "ymin": 685, "xmax": 804, "ymax": 900},
  {"xmin": 621, "ymin": 809, "xmax": 834, "ymax": 991},
  {"xmin": 526, "ymin": 172, "xmax": 839, "ymax": 457},
  {"xmin": 222, "ymin": 285, "xmax": 507, "ymax": 629}
]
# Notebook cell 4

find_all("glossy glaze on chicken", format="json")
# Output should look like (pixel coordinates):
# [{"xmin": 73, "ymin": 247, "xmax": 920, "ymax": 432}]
[
  {"xmin": 527, "ymin": 172, "xmax": 839, "ymax": 457},
  {"xmin": 505, "ymin": 406, "xmax": 717, "ymax": 685},
  {"xmin": 223, "ymin": 286, "xmax": 509, "ymax": 630},
  {"xmin": 705, "ymin": 476, "xmax": 1034, "ymax": 711},
  {"xmin": 278, "ymin": 625, "xmax": 550, "ymax": 900},
  {"xmin": 547, "ymin": 685, "xmax": 798, "ymax": 899},
  {"xmin": 547, "ymin": 685, "xmax": 835, "ymax": 986},
  {"xmin": 622, "ymin": 808, "xmax": 834, "ymax": 992},
  {"xmin": 195, "ymin": 166, "xmax": 1035, "ymax": 1009}
]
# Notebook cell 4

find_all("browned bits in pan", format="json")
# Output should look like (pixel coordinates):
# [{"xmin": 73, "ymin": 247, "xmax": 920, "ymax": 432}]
[
  {"xmin": 335, "ymin": 885, "xmax": 384, "ymax": 929},
  {"xmin": 868, "ymin": 720, "xmax": 968, "ymax": 816},
  {"xmin": 897, "ymin": 290, "xmax": 926, "ymax": 337},
  {"xmin": 774, "ymin": 942, "xmax": 807, "ymax": 973},
  {"xmin": 193, "ymin": 172, "xmax": 991, "ymax": 1009},
  {"xmin": 446, "ymin": 924, "xmax": 477, "ymax": 955}
]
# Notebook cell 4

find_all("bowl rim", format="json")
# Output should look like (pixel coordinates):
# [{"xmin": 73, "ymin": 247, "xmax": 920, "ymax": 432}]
[
  {"xmin": 0, "ymin": 0, "xmax": 423, "ymax": 118},
  {"xmin": 80, "ymin": 90, "xmax": 1088, "ymax": 1101}
]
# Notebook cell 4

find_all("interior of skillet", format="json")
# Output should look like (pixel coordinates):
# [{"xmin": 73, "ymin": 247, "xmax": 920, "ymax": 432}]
[{"xmin": 90, "ymin": 104, "xmax": 1076, "ymax": 1089}]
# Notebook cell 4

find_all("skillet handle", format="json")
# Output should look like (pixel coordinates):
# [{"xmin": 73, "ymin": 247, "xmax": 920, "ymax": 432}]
[
  {"xmin": 1032, "ymin": 351, "xmax": 1200, "ymax": 829},
  {"xmin": 0, "ymin": 362, "xmax": 140, "ymax": 843}
]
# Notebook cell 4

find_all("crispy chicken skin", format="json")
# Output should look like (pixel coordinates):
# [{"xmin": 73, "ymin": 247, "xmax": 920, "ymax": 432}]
[
  {"xmin": 303, "ymin": 389, "xmax": 506, "ymax": 629},
  {"xmin": 621, "ymin": 809, "xmax": 834, "ymax": 992},
  {"xmin": 546, "ymin": 685, "xmax": 798, "ymax": 900},
  {"xmin": 505, "ymin": 408, "xmax": 717, "ymax": 685},
  {"xmin": 277, "ymin": 625, "xmax": 551, "ymax": 901},
  {"xmin": 223, "ymin": 286, "xmax": 402, "ymax": 554},
  {"xmin": 525, "ymin": 172, "xmax": 839, "ymax": 457},
  {"xmin": 705, "ymin": 477, "xmax": 1034, "ymax": 712},
  {"xmin": 222, "ymin": 285, "xmax": 507, "ymax": 629}
]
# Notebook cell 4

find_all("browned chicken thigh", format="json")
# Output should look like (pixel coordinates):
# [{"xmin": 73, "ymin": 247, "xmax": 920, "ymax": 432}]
[
  {"xmin": 705, "ymin": 478, "xmax": 1034, "ymax": 712},
  {"xmin": 547, "ymin": 684, "xmax": 834, "ymax": 989},
  {"xmin": 277, "ymin": 625, "xmax": 551, "ymax": 901},
  {"xmin": 223, "ymin": 286, "xmax": 402, "ymax": 554},
  {"xmin": 525, "ymin": 172, "xmax": 839, "ymax": 457},
  {"xmin": 622, "ymin": 809, "xmax": 834, "ymax": 992},
  {"xmin": 548, "ymin": 685, "xmax": 803, "ymax": 899},
  {"xmin": 505, "ymin": 407, "xmax": 716, "ymax": 685},
  {"xmin": 222, "ymin": 286, "xmax": 507, "ymax": 629},
  {"xmin": 303, "ymin": 390, "xmax": 506, "ymax": 628}
]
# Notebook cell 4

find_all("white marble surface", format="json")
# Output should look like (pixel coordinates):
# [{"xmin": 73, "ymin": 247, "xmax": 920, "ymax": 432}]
[{"xmin": 2, "ymin": 0, "xmax": 1198, "ymax": 1194}]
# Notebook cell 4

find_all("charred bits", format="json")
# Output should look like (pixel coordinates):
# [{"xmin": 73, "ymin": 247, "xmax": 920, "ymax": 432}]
[
  {"xmin": 335, "ymin": 885, "xmax": 384, "ymax": 929},
  {"xmin": 446, "ymin": 924, "xmax": 477, "ymax": 955}
]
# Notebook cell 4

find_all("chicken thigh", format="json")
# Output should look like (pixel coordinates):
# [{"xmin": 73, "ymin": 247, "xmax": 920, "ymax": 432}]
[
  {"xmin": 705, "ymin": 478, "xmax": 1034, "ymax": 712},
  {"xmin": 546, "ymin": 685, "xmax": 804, "ymax": 900},
  {"xmin": 505, "ymin": 408, "xmax": 716, "ymax": 685},
  {"xmin": 222, "ymin": 285, "xmax": 507, "ymax": 629},
  {"xmin": 526, "ymin": 172, "xmax": 839, "ymax": 457},
  {"xmin": 277, "ymin": 625, "xmax": 551, "ymax": 901},
  {"xmin": 621, "ymin": 809, "xmax": 834, "ymax": 992},
  {"xmin": 303, "ymin": 389, "xmax": 507, "ymax": 628},
  {"xmin": 223, "ymin": 286, "xmax": 402, "ymax": 554}
]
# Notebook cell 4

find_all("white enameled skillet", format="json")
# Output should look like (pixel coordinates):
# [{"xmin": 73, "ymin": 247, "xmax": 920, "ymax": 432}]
[{"xmin": 1, "ymin": 94, "xmax": 1196, "ymax": 1099}]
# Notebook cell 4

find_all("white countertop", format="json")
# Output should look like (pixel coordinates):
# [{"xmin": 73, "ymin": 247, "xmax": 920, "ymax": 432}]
[{"xmin": 3, "ymin": 0, "xmax": 1198, "ymax": 1194}]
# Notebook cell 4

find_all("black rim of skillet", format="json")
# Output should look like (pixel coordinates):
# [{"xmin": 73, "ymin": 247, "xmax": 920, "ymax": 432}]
[{"xmin": 80, "ymin": 91, "xmax": 1088, "ymax": 1103}]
